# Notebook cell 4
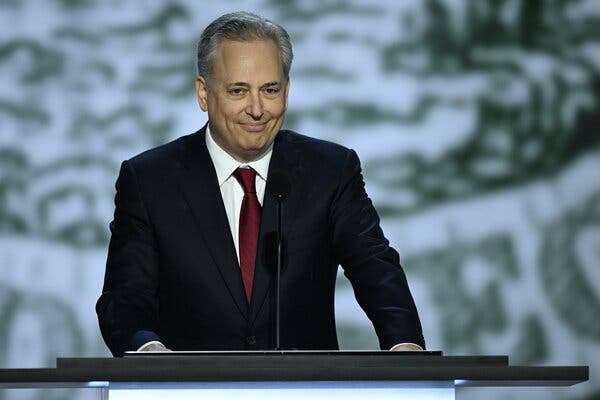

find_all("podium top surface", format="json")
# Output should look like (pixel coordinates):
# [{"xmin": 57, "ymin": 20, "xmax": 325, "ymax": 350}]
[
  {"xmin": 0, "ymin": 352, "xmax": 588, "ymax": 388},
  {"xmin": 124, "ymin": 350, "xmax": 444, "ymax": 356}
]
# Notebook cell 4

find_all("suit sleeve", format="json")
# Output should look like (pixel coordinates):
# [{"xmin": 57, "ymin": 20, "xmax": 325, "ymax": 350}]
[
  {"xmin": 330, "ymin": 149, "xmax": 425, "ymax": 350},
  {"xmin": 96, "ymin": 160, "xmax": 162, "ymax": 356}
]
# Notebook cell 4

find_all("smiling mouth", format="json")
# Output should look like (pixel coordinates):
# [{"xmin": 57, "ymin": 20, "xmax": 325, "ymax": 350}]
[{"xmin": 240, "ymin": 123, "xmax": 267, "ymax": 132}]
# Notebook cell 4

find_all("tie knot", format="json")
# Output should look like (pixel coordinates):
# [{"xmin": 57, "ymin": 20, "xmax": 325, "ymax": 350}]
[{"xmin": 233, "ymin": 167, "xmax": 257, "ymax": 194}]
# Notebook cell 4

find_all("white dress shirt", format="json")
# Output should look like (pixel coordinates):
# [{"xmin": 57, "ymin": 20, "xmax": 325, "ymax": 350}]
[{"xmin": 205, "ymin": 124, "xmax": 273, "ymax": 262}]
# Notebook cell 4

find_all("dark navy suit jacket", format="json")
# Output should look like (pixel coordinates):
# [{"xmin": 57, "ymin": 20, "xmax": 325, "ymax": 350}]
[{"xmin": 96, "ymin": 126, "xmax": 425, "ymax": 356}]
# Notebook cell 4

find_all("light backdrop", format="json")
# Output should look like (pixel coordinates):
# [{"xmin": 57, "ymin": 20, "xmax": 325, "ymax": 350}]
[{"xmin": 1, "ymin": 1, "xmax": 599, "ymax": 399}]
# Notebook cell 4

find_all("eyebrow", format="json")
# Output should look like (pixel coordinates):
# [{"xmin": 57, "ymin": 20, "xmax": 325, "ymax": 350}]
[{"xmin": 227, "ymin": 81, "xmax": 280, "ymax": 88}]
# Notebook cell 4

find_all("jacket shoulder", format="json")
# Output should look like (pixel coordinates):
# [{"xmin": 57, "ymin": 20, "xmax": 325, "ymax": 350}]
[
  {"xmin": 278, "ymin": 130, "xmax": 353, "ymax": 166},
  {"xmin": 126, "ymin": 130, "xmax": 199, "ymax": 173}
]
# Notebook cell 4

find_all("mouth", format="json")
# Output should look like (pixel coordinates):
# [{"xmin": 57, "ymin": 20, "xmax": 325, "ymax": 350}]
[{"xmin": 239, "ymin": 122, "xmax": 267, "ymax": 132}]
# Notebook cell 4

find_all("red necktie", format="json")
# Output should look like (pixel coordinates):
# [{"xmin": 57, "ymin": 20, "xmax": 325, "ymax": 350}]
[{"xmin": 233, "ymin": 167, "xmax": 261, "ymax": 303}]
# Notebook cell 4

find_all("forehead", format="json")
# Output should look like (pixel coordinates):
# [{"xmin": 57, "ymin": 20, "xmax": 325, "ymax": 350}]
[{"xmin": 212, "ymin": 39, "xmax": 283, "ymax": 83}]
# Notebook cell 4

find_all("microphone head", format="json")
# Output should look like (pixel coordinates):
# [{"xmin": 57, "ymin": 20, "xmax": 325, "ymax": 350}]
[{"xmin": 268, "ymin": 169, "xmax": 292, "ymax": 199}]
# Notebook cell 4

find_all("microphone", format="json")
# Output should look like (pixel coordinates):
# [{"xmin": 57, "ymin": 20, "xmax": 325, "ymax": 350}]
[
  {"xmin": 268, "ymin": 170, "xmax": 291, "ymax": 350},
  {"xmin": 268, "ymin": 170, "xmax": 291, "ymax": 200}
]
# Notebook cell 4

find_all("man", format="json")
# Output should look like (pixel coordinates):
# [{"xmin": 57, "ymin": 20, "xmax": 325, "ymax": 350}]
[{"xmin": 96, "ymin": 11, "xmax": 425, "ymax": 356}]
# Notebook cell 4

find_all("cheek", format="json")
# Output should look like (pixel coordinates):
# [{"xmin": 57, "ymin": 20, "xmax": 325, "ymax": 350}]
[
  {"xmin": 267, "ymin": 99, "xmax": 287, "ymax": 116},
  {"xmin": 213, "ymin": 98, "xmax": 242, "ymax": 118},
  {"xmin": 223, "ymin": 102, "xmax": 241, "ymax": 116}
]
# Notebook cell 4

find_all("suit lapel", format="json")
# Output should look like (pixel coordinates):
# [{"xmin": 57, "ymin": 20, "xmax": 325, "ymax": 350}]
[
  {"xmin": 250, "ymin": 132, "xmax": 303, "ymax": 325},
  {"xmin": 176, "ymin": 127, "xmax": 249, "ymax": 321}
]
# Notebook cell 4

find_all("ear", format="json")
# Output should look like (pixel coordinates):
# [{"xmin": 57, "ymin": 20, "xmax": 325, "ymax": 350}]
[
  {"xmin": 283, "ymin": 78, "xmax": 291, "ymax": 111},
  {"xmin": 195, "ymin": 76, "xmax": 209, "ymax": 112}
]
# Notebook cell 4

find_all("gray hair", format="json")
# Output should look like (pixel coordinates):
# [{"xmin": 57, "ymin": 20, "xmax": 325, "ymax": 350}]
[{"xmin": 197, "ymin": 11, "xmax": 293, "ymax": 83}]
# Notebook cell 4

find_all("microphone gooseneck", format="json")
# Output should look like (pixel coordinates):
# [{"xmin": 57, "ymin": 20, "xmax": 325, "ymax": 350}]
[{"xmin": 268, "ymin": 170, "xmax": 291, "ymax": 350}]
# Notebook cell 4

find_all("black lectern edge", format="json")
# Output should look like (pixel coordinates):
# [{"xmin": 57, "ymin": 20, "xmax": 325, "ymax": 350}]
[{"xmin": 0, "ymin": 365, "xmax": 588, "ymax": 387}]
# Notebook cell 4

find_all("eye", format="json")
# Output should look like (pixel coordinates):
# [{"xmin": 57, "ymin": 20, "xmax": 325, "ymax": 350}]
[
  {"xmin": 228, "ymin": 88, "xmax": 246, "ymax": 96},
  {"xmin": 264, "ymin": 87, "xmax": 280, "ymax": 95}
]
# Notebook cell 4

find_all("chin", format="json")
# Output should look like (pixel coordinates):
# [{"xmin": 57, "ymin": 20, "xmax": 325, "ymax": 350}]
[
  {"xmin": 243, "ymin": 137, "xmax": 269, "ymax": 148},
  {"xmin": 244, "ymin": 145, "xmax": 267, "ymax": 155}
]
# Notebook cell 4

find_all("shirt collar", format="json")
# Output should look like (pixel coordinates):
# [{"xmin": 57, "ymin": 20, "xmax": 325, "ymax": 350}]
[{"xmin": 205, "ymin": 123, "xmax": 273, "ymax": 186}]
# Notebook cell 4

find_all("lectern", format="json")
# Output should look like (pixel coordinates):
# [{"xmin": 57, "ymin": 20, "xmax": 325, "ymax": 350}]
[{"xmin": 0, "ymin": 352, "xmax": 588, "ymax": 400}]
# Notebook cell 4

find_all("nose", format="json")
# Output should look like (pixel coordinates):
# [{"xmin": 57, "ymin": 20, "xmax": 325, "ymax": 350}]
[{"xmin": 246, "ymin": 92, "xmax": 264, "ymax": 120}]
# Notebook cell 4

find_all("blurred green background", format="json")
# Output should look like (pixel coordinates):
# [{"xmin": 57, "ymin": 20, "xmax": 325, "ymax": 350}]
[{"xmin": 1, "ymin": 0, "xmax": 599, "ymax": 399}]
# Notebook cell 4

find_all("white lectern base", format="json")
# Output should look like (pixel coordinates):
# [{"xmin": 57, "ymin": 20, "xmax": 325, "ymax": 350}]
[{"xmin": 108, "ymin": 381, "xmax": 455, "ymax": 400}]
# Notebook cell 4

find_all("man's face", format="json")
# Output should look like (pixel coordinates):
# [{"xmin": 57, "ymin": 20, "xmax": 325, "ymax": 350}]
[{"xmin": 196, "ymin": 39, "xmax": 290, "ymax": 162}]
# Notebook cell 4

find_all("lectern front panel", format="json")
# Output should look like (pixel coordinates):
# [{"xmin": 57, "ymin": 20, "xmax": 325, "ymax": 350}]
[{"xmin": 108, "ymin": 381, "xmax": 455, "ymax": 400}]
